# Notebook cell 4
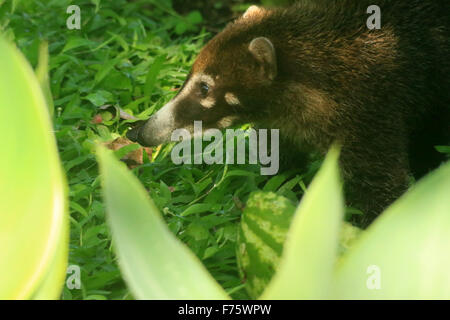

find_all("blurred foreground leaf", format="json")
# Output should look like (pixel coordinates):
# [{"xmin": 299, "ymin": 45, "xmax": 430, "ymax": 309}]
[
  {"xmin": 261, "ymin": 146, "xmax": 344, "ymax": 299},
  {"xmin": 97, "ymin": 146, "xmax": 229, "ymax": 300},
  {"xmin": 333, "ymin": 162, "xmax": 450, "ymax": 299},
  {"xmin": 0, "ymin": 38, "xmax": 68, "ymax": 299}
]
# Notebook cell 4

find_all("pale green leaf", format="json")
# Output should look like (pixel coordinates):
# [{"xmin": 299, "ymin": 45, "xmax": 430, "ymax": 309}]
[
  {"xmin": 97, "ymin": 146, "xmax": 229, "ymax": 300},
  {"xmin": 261, "ymin": 146, "xmax": 344, "ymax": 299},
  {"xmin": 0, "ymin": 37, "xmax": 68, "ymax": 299},
  {"xmin": 333, "ymin": 162, "xmax": 450, "ymax": 299}
]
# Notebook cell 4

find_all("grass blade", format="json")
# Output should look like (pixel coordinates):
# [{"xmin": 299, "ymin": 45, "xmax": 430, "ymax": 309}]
[{"xmin": 35, "ymin": 41, "xmax": 54, "ymax": 117}]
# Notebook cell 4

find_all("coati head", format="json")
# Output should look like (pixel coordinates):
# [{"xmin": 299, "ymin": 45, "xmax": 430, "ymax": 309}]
[{"xmin": 127, "ymin": 6, "xmax": 278, "ymax": 147}]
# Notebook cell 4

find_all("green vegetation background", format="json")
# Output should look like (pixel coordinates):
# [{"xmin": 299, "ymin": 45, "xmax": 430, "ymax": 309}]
[{"xmin": 0, "ymin": 0, "xmax": 306, "ymax": 299}]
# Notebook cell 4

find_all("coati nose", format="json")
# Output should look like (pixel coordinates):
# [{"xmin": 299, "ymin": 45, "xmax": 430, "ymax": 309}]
[
  {"xmin": 126, "ymin": 127, "xmax": 140, "ymax": 142},
  {"xmin": 126, "ymin": 120, "xmax": 147, "ymax": 144},
  {"xmin": 125, "ymin": 101, "xmax": 176, "ymax": 147}
]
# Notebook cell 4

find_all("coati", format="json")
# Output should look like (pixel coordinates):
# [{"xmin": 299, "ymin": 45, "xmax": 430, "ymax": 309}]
[{"xmin": 128, "ymin": 0, "xmax": 450, "ymax": 226}]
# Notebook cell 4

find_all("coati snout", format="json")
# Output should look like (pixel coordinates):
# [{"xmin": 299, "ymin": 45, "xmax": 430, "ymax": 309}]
[
  {"xmin": 128, "ymin": 2, "xmax": 450, "ymax": 226},
  {"xmin": 127, "ymin": 34, "xmax": 277, "ymax": 147}
]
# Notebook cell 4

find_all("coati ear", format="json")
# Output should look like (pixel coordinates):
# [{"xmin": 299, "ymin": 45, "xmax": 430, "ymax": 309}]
[{"xmin": 248, "ymin": 37, "xmax": 277, "ymax": 81}]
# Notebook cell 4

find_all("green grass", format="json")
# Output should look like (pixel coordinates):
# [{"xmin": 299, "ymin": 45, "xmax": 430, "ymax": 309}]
[{"xmin": 0, "ymin": 0, "xmax": 313, "ymax": 300}]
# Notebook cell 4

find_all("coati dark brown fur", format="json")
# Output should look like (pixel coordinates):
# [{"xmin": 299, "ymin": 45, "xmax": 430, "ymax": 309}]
[{"xmin": 128, "ymin": 0, "xmax": 450, "ymax": 226}]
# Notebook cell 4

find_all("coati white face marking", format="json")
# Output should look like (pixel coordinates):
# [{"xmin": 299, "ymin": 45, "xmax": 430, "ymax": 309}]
[
  {"xmin": 217, "ymin": 116, "xmax": 239, "ymax": 129},
  {"xmin": 201, "ymin": 96, "xmax": 215, "ymax": 109},
  {"xmin": 225, "ymin": 93, "xmax": 240, "ymax": 106}
]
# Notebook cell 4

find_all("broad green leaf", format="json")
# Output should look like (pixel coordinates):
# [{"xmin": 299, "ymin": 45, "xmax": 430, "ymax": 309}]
[
  {"xmin": 237, "ymin": 190, "xmax": 360, "ymax": 299},
  {"xmin": 0, "ymin": 37, "xmax": 68, "ymax": 299},
  {"xmin": 261, "ymin": 146, "xmax": 344, "ymax": 299},
  {"xmin": 85, "ymin": 90, "xmax": 114, "ymax": 107},
  {"xmin": 96, "ymin": 146, "xmax": 229, "ymax": 300},
  {"xmin": 237, "ymin": 191, "xmax": 297, "ymax": 299},
  {"xmin": 333, "ymin": 162, "xmax": 450, "ymax": 299},
  {"xmin": 175, "ymin": 21, "xmax": 188, "ymax": 35}
]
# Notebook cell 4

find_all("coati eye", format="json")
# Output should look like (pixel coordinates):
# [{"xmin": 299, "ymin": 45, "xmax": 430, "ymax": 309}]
[{"xmin": 200, "ymin": 82, "xmax": 209, "ymax": 97}]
